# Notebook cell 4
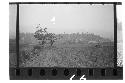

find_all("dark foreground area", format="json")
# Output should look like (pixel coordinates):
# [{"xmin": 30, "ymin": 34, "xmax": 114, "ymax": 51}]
[
  {"xmin": 9, "ymin": 34, "xmax": 114, "ymax": 68},
  {"xmin": 18, "ymin": 42, "xmax": 114, "ymax": 68}
]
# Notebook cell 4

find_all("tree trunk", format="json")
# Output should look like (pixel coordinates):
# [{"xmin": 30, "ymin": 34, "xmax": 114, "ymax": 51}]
[{"xmin": 50, "ymin": 40, "xmax": 54, "ymax": 46}]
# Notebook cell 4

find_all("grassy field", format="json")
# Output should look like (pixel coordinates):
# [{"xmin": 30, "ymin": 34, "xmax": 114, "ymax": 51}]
[
  {"xmin": 9, "ymin": 39, "xmax": 17, "ymax": 67},
  {"xmin": 9, "ymin": 33, "xmax": 114, "ymax": 68},
  {"xmin": 19, "ymin": 42, "xmax": 114, "ymax": 68}
]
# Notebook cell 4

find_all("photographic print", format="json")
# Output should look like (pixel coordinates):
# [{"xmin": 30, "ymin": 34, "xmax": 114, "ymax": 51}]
[
  {"xmin": 9, "ymin": 2, "xmax": 122, "ymax": 80},
  {"xmin": 19, "ymin": 4, "xmax": 115, "ymax": 68}
]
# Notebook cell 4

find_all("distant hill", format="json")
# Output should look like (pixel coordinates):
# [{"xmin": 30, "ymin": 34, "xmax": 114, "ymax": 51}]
[{"xmin": 19, "ymin": 32, "xmax": 113, "ymax": 45}]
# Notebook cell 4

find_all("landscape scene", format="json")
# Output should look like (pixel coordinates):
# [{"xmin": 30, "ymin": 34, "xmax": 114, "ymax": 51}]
[
  {"xmin": 9, "ymin": 4, "xmax": 117, "ymax": 68},
  {"xmin": 9, "ymin": 25, "xmax": 114, "ymax": 67}
]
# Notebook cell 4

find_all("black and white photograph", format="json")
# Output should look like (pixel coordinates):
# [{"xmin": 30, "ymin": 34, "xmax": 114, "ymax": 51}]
[
  {"xmin": 9, "ymin": 2, "xmax": 123, "ymax": 80},
  {"xmin": 9, "ymin": 3, "xmax": 122, "ymax": 68}
]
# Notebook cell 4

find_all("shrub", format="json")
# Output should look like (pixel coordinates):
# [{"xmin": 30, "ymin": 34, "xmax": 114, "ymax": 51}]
[{"xmin": 34, "ymin": 24, "xmax": 61, "ymax": 47}]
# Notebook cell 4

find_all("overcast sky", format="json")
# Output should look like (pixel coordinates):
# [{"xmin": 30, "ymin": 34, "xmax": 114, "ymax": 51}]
[{"xmin": 10, "ymin": 4, "xmax": 115, "ymax": 40}]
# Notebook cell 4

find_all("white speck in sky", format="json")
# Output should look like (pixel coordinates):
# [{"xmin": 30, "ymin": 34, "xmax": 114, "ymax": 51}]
[{"xmin": 50, "ymin": 16, "xmax": 55, "ymax": 24}]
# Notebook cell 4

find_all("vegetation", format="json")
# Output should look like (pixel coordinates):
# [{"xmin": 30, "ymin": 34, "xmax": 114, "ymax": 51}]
[
  {"xmin": 9, "ymin": 39, "xmax": 17, "ymax": 67},
  {"xmin": 34, "ymin": 24, "xmax": 61, "ymax": 47},
  {"xmin": 9, "ymin": 25, "xmax": 115, "ymax": 68}
]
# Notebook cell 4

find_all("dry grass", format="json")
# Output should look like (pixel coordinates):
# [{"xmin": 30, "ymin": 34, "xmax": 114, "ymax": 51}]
[
  {"xmin": 19, "ymin": 43, "xmax": 114, "ymax": 68},
  {"xmin": 9, "ymin": 33, "xmax": 115, "ymax": 68}
]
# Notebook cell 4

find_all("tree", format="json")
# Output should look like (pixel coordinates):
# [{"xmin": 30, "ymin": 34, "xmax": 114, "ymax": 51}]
[
  {"xmin": 34, "ymin": 24, "xmax": 61, "ymax": 47},
  {"xmin": 34, "ymin": 25, "xmax": 47, "ymax": 46}
]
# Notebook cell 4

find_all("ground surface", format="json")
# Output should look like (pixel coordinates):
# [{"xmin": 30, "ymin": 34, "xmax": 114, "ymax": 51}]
[
  {"xmin": 9, "ymin": 33, "xmax": 117, "ymax": 68},
  {"xmin": 19, "ymin": 43, "xmax": 114, "ymax": 68}
]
